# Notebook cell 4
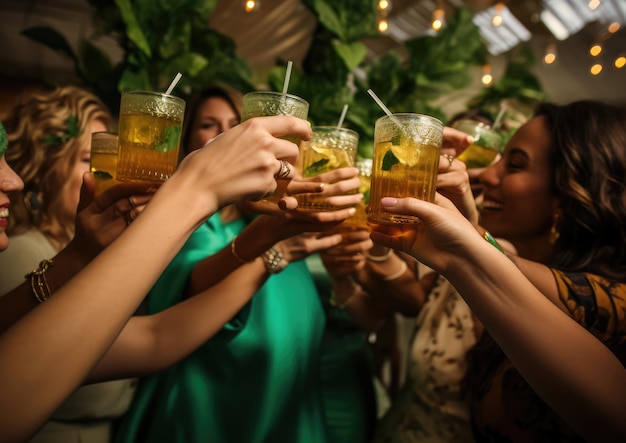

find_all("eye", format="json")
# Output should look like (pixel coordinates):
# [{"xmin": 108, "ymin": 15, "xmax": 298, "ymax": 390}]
[
  {"xmin": 506, "ymin": 153, "xmax": 527, "ymax": 172},
  {"xmin": 201, "ymin": 122, "xmax": 218, "ymax": 130}
]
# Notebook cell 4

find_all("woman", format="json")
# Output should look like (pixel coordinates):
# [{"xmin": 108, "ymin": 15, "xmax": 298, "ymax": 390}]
[
  {"xmin": 115, "ymin": 86, "xmax": 363, "ymax": 443},
  {"xmin": 0, "ymin": 114, "xmax": 309, "ymax": 442},
  {"xmin": 0, "ymin": 86, "xmax": 143, "ymax": 443},
  {"xmin": 371, "ymin": 100, "xmax": 626, "ymax": 442}
]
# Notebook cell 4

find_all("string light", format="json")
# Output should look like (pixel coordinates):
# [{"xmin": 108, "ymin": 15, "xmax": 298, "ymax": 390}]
[
  {"xmin": 590, "ymin": 63, "xmax": 603, "ymax": 75},
  {"xmin": 432, "ymin": 8, "xmax": 445, "ymax": 31},
  {"xmin": 244, "ymin": 0, "xmax": 259, "ymax": 12},
  {"xmin": 615, "ymin": 56, "xmax": 626, "ymax": 69},
  {"xmin": 481, "ymin": 64, "xmax": 493, "ymax": 86},
  {"xmin": 378, "ymin": 18, "xmax": 389, "ymax": 33},
  {"xmin": 543, "ymin": 43, "xmax": 557, "ymax": 65},
  {"xmin": 589, "ymin": 43, "xmax": 602, "ymax": 57},
  {"xmin": 588, "ymin": 0, "xmax": 600, "ymax": 10},
  {"xmin": 608, "ymin": 22, "xmax": 620, "ymax": 33},
  {"xmin": 377, "ymin": 0, "xmax": 392, "ymax": 11},
  {"xmin": 492, "ymin": 2, "xmax": 505, "ymax": 27}
]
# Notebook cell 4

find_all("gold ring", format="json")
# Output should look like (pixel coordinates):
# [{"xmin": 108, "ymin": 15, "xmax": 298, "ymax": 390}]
[
  {"xmin": 128, "ymin": 197, "xmax": 136, "ymax": 210},
  {"xmin": 126, "ymin": 209, "xmax": 136, "ymax": 225},
  {"xmin": 443, "ymin": 154, "xmax": 454, "ymax": 169},
  {"xmin": 275, "ymin": 160, "xmax": 291, "ymax": 180}
]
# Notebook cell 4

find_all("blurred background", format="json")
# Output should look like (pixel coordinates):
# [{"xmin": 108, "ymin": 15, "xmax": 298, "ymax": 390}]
[{"xmin": 0, "ymin": 0, "xmax": 624, "ymax": 154}]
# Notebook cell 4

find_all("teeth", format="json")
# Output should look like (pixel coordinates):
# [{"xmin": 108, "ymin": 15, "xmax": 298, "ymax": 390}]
[
  {"xmin": 481, "ymin": 200, "xmax": 503, "ymax": 210},
  {"xmin": 0, "ymin": 208, "xmax": 9, "ymax": 218}
]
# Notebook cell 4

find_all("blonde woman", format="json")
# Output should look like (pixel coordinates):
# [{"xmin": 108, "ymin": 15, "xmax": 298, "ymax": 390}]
[{"xmin": 0, "ymin": 86, "xmax": 140, "ymax": 443}]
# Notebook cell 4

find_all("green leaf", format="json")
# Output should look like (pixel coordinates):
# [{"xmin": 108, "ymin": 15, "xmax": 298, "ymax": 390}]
[
  {"xmin": 332, "ymin": 41, "xmax": 366, "ymax": 70},
  {"xmin": 79, "ymin": 40, "xmax": 114, "ymax": 82},
  {"xmin": 115, "ymin": 0, "xmax": 152, "ymax": 57},
  {"xmin": 303, "ymin": 158, "xmax": 330, "ymax": 176},
  {"xmin": 391, "ymin": 135, "xmax": 402, "ymax": 146},
  {"xmin": 381, "ymin": 149, "xmax": 399, "ymax": 171},
  {"xmin": 93, "ymin": 171, "xmax": 114, "ymax": 180},
  {"xmin": 0, "ymin": 122, "xmax": 8, "ymax": 155},
  {"xmin": 66, "ymin": 115, "xmax": 82, "ymax": 138},
  {"xmin": 156, "ymin": 126, "xmax": 182, "ymax": 152},
  {"xmin": 314, "ymin": 0, "xmax": 346, "ymax": 41}
]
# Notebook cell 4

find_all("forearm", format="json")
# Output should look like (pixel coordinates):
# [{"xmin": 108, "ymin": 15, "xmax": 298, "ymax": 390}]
[
  {"xmin": 444, "ymin": 239, "xmax": 626, "ymax": 441},
  {"xmin": 0, "ymin": 179, "xmax": 215, "ymax": 442},
  {"xmin": 89, "ymin": 259, "xmax": 269, "ymax": 382},
  {"xmin": 0, "ymin": 242, "xmax": 88, "ymax": 334}
]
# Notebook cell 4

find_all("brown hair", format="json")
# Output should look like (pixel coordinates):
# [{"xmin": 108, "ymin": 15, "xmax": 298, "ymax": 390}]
[
  {"xmin": 4, "ymin": 85, "xmax": 112, "ymax": 248},
  {"xmin": 535, "ymin": 100, "xmax": 626, "ymax": 279},
  {"xmin": 180, "ymin": 85, "xmax": 243, "ymax": 157}
]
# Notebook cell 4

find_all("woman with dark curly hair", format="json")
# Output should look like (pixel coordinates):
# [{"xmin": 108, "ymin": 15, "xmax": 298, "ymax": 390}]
[{"xmin": 370, "ymin": 100, "xmax": 626, "ymax": 442}]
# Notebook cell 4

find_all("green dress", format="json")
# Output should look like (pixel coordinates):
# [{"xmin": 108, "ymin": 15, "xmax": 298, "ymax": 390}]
[
  {"xmin": 115, "ymin": 213, "xmax": 328, "ymax": 443},
  {"xmin": 306, "ymin": 254, "xmax": 377, "ymax": 443}
]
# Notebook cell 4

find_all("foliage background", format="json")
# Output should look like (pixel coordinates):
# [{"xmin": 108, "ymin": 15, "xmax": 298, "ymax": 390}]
[{"xmin": 22, "ymin": 0, "xmax": 545, "ymax": 158}]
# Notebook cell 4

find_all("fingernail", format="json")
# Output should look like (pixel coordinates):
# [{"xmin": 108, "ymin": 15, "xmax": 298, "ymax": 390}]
[
  {"xmin": 348, "ymin": 208, "xmax": 356, "ymax": 215},
  {"xmin": 381, "ymin": 197, "xmax": 398, "ymax": 206}
]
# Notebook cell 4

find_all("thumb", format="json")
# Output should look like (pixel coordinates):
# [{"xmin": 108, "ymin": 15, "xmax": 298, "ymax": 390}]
[{"xmin": 77, "ymin": 172, "xmax": 96, "ymax": 212}]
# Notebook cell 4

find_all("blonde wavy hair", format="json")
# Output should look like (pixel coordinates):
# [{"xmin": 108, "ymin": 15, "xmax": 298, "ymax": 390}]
[{"xmin": 4, "ymin": 85, "xmax": 112, "ymax": 249}]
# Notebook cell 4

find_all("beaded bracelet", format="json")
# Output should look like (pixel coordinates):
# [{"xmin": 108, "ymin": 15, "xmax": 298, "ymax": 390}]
[{"xmin": 25, "ymin": 259, "xmax": 55, "ymax": 304}]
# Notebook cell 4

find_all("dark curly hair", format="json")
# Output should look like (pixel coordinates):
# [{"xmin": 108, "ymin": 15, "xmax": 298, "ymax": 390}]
[{"xmin": 535, "ymin": 100, "xmax": 626, "ymax": 280}]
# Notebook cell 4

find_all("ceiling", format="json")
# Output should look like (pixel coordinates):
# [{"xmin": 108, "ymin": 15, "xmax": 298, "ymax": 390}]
[{"xmin": 0, "ymin": 0, "xmax": 625, "ymax": 111}]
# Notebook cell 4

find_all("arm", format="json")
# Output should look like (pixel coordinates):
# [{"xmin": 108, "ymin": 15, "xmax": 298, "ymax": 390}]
[
  {"xmin": 370, "ymin": 195, "xmax": 626, "ymax": 442},
  {"xmin": 0, "ymin": 115, "xmax": 309, "ymax": 442}
]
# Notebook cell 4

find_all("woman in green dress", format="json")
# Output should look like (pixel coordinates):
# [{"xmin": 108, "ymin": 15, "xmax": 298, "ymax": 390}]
[{"xmin": 115, "ymin": 86, "xmax": 367, "ymax": 442}]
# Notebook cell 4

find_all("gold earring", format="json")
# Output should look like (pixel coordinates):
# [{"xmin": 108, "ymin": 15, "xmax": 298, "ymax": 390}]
[{"xmin": 549, "ymin": 213, "xmax": 560, "ymax": 245}]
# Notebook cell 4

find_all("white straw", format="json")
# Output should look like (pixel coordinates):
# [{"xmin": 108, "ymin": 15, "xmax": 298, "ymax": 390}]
[
  {"xmin": 367, "ymin": 89, "xmax": 393, "ymax": 116},
  {"xmin": 337, "ymin": 104, "xmax": 349, "ymax": 128},
  {"xmin": 165, "ymin": 72, "xmax": 183, "ymax": 95},
  {"xmin": 492, "ymin": 104, "xmax": 507, "ymax": 129},
  {"xmin": 282, "ymin": 61, "xmax": 293, "ymax": 95}
]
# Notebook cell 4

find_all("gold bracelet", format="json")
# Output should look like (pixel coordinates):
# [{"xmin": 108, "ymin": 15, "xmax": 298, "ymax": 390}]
[
  {"xmin": 483, "ymin": 231, "xmax": 505, "ymax": 254},
  {"xmin": 365, "ymin": 248, "xmax": 393, "ymax": 262},
  {"xmin": 329, "ymin": 275, "xmax": 360, "ymax": 309},
  {"xmin": 383, "ymin": 260, "xmax": 408, "ymax": 281},
  {"xmin": 25, "ymin": 259, "xmax": 55, "ymax": 304},
  {"xmin": 230, "ymin": 238, "xmax": 249, "ymax": 264}
]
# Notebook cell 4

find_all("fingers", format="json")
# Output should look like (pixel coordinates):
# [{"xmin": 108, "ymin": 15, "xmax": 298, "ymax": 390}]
[
  {"xmin": 321, "ymin": 193, "xmax": 363, "ymax": 208},
  {"xmin": 298, "ymin": 167, "xmax": 359, "ymax": 185},
  {"xmin": 274, "ymin": 160, "xmax": 293, "ymax": 181},
  {"xmin": 443, "ymin": 126, "xmax": 473, "ymax": 156}
]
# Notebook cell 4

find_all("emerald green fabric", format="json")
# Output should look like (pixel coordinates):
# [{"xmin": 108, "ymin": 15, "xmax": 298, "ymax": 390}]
[
  {"xmin": 306, "ymin": 254, "xmax": 377, "ymax": 443},
  {"xmin": 115, "ymin": 213, "xmax": 328, "ymax": 443}
]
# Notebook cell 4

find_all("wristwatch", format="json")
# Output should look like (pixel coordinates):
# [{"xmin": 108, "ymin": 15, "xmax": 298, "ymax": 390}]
[{"xmin": 262, "ymin": 247, "xmax": 288, "ymax": 274}]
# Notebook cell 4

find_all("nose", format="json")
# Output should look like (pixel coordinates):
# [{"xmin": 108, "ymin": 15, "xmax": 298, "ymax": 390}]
[
  {"xmin": 478, "ymin": 160, "xmax": 500, "ymax": 189},
  {"xmin": 0, "ymin": 160, "xmax": 24, "ymax": 193}
]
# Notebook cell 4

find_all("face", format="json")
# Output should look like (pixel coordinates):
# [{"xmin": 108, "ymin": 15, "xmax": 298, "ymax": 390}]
[
  {"xmin": 0, "ymin": 155, "xmax": 24, "ymax": 251},
  {"xmin": 187, "ymin": 97, "xmax": 239, "ymax": 152},
  {"xmin": 59, "ymin": 119, "xmax": 107, "ymax": 224},
  {"xmin": 478, "ymin": 116, "xmax": 560, "ymax": 256}
]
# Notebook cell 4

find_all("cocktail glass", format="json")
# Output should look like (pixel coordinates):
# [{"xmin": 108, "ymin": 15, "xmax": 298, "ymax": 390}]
[{"xmin": 90, "ymin": 132, "xmax": 119, "ymax": 196}]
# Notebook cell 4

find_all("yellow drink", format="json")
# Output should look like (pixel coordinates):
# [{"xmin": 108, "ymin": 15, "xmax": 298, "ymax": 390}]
[
  {"xmin": 116, "ymin": 91, "xmax": 185, "ymax": 183},
  {"xmin": 452, "ymin": 119, "xmax": 503, "ymax": 169},
  {"xmin": 341, "ymin": 158, "xmax": 372, "ymax": 231},
  {"xmin": 297, "ymin": 126, "xmax": 358, "ymax": 211},
  {"xmin": 90, "ymin": 132, "xmax": 119, "ymax": 196},
  {"xmin": 368, "ymin": 114, "xmax": 443, "ymax": 225},
  {"xmin": 241, "ymin": 91, "xmax": 309, "ymax": 203}
]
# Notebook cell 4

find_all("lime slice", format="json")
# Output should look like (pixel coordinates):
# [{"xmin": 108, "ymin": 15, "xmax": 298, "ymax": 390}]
[{"xmin": 390, "ymin": 138, "xmax": 419, "ymax": 166}]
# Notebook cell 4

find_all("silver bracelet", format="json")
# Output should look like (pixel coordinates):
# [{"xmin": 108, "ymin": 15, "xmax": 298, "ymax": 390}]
[
  {"xmin": 262, "ymin": 247, "xmax": 288, "ymax": 274},
  {"xmin": 383, "ymin": 260, "xmax": 408, "ymax": 281},
  {"xmin": 365, "ymin": 249, "xmax": 393, "ymax": 262}
]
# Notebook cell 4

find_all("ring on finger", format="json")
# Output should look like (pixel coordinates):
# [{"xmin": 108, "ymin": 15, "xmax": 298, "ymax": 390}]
[
  {"xmin": 126, "ymin": 209, "xmax": 136, "ymax": 225},
  {"xmin": 275, "ymin": 160, "xmax": 291, "ymax": 180},
  {"xmin": 443, "ymin": 154, "xmax": 454, "ymax": 169},
  {"xmin": 128, "ymin": 196, "xmax": 136, "ymax": 210}
]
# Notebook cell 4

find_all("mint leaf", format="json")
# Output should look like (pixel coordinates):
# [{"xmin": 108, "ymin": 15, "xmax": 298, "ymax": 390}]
[
  {"xmin": 93, "ymin": 171, "xmax": 113, "ymax": 180},
  {"xmin": 156, "ymin": 126, "xmax": 182, "ymax": 152},
  {"xmin": 362, "ymin": 188, "xmax": 370, "ymax": 204},
  {"xmin": 0, "ymin": 122, "xmax": 8, "ymax": 155},
  {"xmin": 381, "ymin": 149, "xmax": 399, "ymax": 171},
  {"xmin": 303, "ymin": 158, "xmax": 330, "ymax": 176},
  {"xmin": 391, "ymin": 135, "xmax": 402, "ymax": 145}
]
